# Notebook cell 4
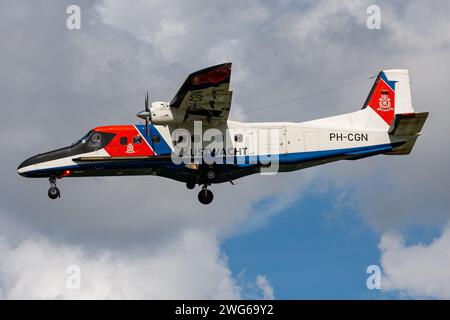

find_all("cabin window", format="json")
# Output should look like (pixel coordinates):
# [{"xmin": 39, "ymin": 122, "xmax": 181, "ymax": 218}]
[
  {"xmin": 133, "ymin": 135, "xmax": 142, "ymax": 144},
  {"xmin": 152, "ymin": 135, "xmax": 161, "ymax": 145},
  {"xmin": 234, "ymin": 134, "xmax": 243, "ymax": 143},
  {"xmin": 120, "ymin": 137, "xmax": 128, "ymax": 145}
]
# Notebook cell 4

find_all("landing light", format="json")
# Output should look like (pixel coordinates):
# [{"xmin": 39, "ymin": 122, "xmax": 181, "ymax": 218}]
[{"xmin": 60, "ymin": 170, "xmax": 72, "ymax": 178}]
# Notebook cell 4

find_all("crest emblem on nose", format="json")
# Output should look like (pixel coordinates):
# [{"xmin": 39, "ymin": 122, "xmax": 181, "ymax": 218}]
[{"xmin": 126, "ymin": 143, "xmax": 135, "ymax": 154}]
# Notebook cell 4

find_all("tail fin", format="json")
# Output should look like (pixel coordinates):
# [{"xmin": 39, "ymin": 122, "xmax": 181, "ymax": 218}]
[
  {"xmin": 361, "ymin": 69, "xmax": 429, "ymax": 155},
  {"xmin": 362, "ymin": 69, "xmax": 414, "ymax": 128}
]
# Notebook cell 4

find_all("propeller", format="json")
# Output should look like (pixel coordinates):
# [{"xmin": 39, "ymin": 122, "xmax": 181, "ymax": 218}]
[
  {"xmin": 144, "ymin": 92, "xmax": 150, "ymax": 136},
  {"xmin": 137, "ymin": 91, "xmax": 151, "ymax": 136}
]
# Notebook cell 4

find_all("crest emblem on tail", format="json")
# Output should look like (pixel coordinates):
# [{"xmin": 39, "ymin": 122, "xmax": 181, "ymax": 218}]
[{"xmin": 378, "ymin": 90, "xmax": 393, "ymax": 112}]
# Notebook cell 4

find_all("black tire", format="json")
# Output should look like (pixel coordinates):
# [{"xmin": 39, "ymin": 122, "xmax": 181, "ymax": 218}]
[
  {"xmin": 48, "ymin": 186, "xmax": 60, "ymax": 199},
  {"xmin": 198, "ymin": 189, "xmax": 213, "ymax": 205},
  {"xmin": 186, "ymin": 181, "xmax": 196, "ymax": 190}
]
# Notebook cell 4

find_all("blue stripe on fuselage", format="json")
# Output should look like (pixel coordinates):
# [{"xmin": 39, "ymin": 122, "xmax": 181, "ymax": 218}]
[
  {"xmin": 236, "ymin": 143, "xmax": 394, "ymax": 166},
  {"xmin": 21, "ymin": 143, "xmax": 395, "ymax": 177},
  {"xmin": 135, "ymin": 124, "xmax": 172, "ymax": 155}
]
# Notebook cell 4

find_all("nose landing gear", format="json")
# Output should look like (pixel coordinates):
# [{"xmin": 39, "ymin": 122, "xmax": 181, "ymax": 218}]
[
  {"xmin": 48, "ymin": 177, "xmax": 60, "ymax": 200},
  {"xmin": 186, "ymin": 181, "xmax": 196, "ymax": 190},
  {"xmin": 198, "ymin": 185, "xmax": 213, "ymax": 205}
]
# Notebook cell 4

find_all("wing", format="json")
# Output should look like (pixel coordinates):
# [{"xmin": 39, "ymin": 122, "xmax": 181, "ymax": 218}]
[{"xmin": 169, "ymin": 63, "xmax": 232, "ymax": 122}]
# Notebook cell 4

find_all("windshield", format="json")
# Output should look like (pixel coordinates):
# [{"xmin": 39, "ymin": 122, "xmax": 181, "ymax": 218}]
[
  {"xmin": 72, "ymin": 130, "xmax": 92, "ymax": 146},
  {"xmin": 71, "ymin": 130, "xmax": 115, "ymax": 153}
]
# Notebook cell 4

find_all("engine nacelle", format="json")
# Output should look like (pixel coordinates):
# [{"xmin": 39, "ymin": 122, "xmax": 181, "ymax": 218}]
[{"xmin": 149, "ymin": 101, "xmax": 184, "ymax": 125}]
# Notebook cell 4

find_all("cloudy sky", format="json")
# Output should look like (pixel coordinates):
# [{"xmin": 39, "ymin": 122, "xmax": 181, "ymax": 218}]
[{"xmin": 1, "ymin": 0, "xmax": 449, "ymax": 299}]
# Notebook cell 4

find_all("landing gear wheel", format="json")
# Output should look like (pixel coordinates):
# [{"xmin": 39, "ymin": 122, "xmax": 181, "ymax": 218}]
[
  {"xmin": 186, "ymin": 181, "xmax": 196, "ymax": 190},
  {"xmin": 206, "ymin": 171, "xmax": 215, "ymax": 180},
  {"xmin": 48, "ymin": 186, "xmax": 60, "ymax": 199},
  {"xmin": 48, "ymin": 176, "xmax": 60, "ymax": 199},
  {"xmin": 198, "ymin": 188, "xmax": 213, "ymax": 205}
]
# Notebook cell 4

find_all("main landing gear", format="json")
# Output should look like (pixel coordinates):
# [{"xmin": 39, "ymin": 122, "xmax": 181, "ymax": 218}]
[
  {"xmin": 198, "ymin": 185, "xmax": 213, "ymax": 205},
  {"xmin": 48, "ymin": 177, "xmax": 60, "ymax": 200},
  {"xmin": 195, "ymin": 167, "xmax": 216, "ymax": 204},
  {"xmin": 186, "ymin": 167, "xmax": 216, "ymax": 204},
  {"xmin": 186, "ymin": 181, "xmax": 214, "ymax": 204}
]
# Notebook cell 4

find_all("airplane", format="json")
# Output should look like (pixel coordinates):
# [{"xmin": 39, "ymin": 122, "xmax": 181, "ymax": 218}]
[{"xmin": 17, "ymin": 63, "xmax": 428, "ymax": 204}]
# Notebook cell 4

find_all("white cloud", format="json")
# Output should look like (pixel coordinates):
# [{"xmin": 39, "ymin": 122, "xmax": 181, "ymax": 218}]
[
  {"xmin": 0, "ymin": 222, "xmax": 279, "ymax": 299},
  {"xmin": 97, "ymin": 0, "xmax": 270, "ymax": 64},
  {"xmin": 256, "ymin": 275, "xmax": 274, "ymax": 300},
  {"xmin": 0, "ymin": 228, "xmax": 242, "ymax": 299},
  {"xmin": 379, "ymin": 223, "xmax": 450, "ymax": 299}
]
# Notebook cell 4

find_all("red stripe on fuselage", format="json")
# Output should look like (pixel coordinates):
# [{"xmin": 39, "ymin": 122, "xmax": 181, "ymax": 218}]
[{"xmin": 95, "ymin": 125, "xmax": 155, "ymax": 157}]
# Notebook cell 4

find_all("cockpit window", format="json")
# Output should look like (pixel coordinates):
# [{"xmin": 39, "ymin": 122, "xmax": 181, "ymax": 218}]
[
  {"xmin": 87, "ymin": 133, "xmax": 102, "ymax": 148},
  {"xmin": 71, "ymin": 130, "xmax": 115, "ymax": 153},
  {"xmin": 72, "ymin": 130, "xmax": 92, "ymax": 146}
]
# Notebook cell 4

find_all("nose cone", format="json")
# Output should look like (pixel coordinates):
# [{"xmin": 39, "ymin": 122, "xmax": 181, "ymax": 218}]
[
  {"xmin": 17, "ymin": 155, "xmax": 39, "ymax": 177},
  {"xmin": 17, "ymin": 145, "xmax": 74, "ymax": 177},
  {"xmin": 136, "ymin": 110, "xmax": 150, "ymax": 120}
]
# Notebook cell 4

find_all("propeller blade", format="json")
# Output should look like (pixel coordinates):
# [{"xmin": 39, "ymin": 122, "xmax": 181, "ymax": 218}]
[
  {"xmin": 145, "ymin": 91, "xmax": 149, "ymax": 111},
  {"xmin": 145, "ymin": 117, "xmax": 149, "ymax": 136}
]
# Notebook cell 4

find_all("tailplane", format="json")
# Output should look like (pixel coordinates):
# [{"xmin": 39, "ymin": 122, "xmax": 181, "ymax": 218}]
[{"xmin": 385, "ymin": 112, "xmax": 429, "ymax": 155}]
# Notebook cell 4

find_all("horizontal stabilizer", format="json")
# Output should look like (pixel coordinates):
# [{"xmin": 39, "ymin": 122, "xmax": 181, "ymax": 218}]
[
  {"xmin": 389, "ymin": 112, "xmax": 429, "ymax": 136},
  {"xmin": 385, "ymin": 112, "xmax": 428, "ymax": 155}
]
